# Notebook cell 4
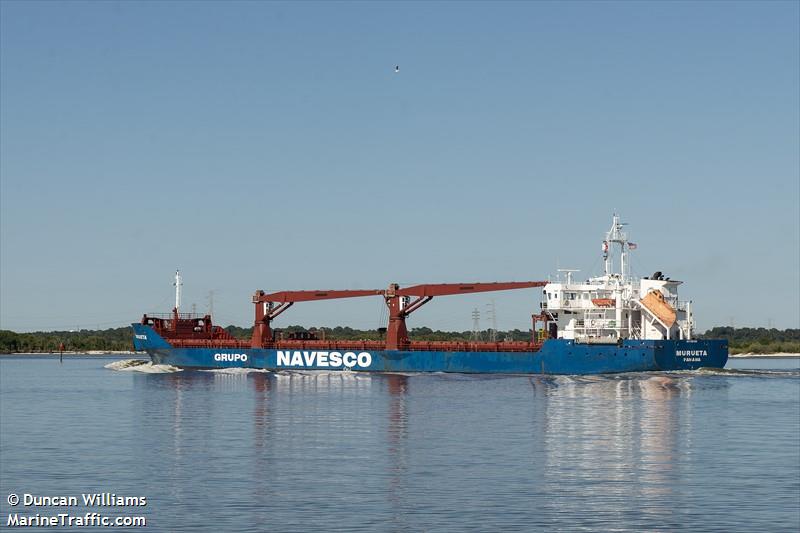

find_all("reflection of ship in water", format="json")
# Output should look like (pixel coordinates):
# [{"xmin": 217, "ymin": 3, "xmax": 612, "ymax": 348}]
[
  {"xmin": 251, "ymin": 372, "xmax": 272, "ymax": 451},
  {"xmin": 385, "ymin": 375, "xmax": 410, "ymax": 530},
  {"xmin": 637, "ymin": 376, "xmax": 683, "ymax": 509},
  {"xmin": 126, "ymin": 368, "xmax": 733, "ymax": 529},
  {"xmin": 132, "ymin": 370, "xmax": 278, "ymax": 524},
  {"xmin": 131, "ymin": 371, "xmax": 214, "ymax": 511},
  {"xmin": 387, "ymin": 374, "xmax": 409, "ymax": 446},
  {"xmin": 132, "ymin": 369, "xmax": 413, "ymax": 527},
  {"xmin": 529, "ymin": 374, "xmax": 711, "ymax": 526}
]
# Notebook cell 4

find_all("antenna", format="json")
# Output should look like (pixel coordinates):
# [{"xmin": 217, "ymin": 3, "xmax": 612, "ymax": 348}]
[
  {"xmin": 471, "ymin": 308, "xmax": 481, "ymax": 341},
  {"xmin": 557, "ymin": 269, "xmax": 580, "ymax": 285},
  {"xmin": 174, "ymin": 270, "xmax": 182, "ymax": 312},
  {"xmin": 604, "ymin": 214, "xmax": 629, "ymax": 279},
  {"xmin": 207, "ymin": 290, "xmax": 215, "ymax": 317}
]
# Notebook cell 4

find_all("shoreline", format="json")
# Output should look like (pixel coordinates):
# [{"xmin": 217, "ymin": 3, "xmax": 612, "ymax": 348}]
[
  {"xmin": 729, "ymin": 352, "xmax": 800, "ymax": 358},
  {"xmin": 3, "ymin": 351, "xmax": 140, "ymax": 356}
]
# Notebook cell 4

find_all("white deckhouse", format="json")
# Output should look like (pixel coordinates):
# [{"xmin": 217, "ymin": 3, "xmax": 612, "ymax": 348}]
[{"xmin": 541, "ymin": 215, "xmax": 693, "ymax": 343}]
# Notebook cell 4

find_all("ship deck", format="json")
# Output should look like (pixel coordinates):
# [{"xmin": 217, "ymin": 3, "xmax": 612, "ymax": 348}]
[{"xmin": 165, "ymin": 338, "xmax": 543, "ymax": 352}]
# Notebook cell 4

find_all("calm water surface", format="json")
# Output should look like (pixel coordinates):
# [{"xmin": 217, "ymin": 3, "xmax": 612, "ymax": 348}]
[{"xmin": 1, "ymin": 356, "xmax": 798, "ymax": 532}]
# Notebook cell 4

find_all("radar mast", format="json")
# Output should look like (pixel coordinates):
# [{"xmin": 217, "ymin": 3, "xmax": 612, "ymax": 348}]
[{"xmin": 603, "ymin": 214, "xmax": 629, "ymax": 280}]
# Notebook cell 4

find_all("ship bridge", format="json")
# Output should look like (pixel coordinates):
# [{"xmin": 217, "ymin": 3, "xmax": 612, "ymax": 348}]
[{"xmin": 540, "ymin": 215, "xmax": 694, "ymax": 343}]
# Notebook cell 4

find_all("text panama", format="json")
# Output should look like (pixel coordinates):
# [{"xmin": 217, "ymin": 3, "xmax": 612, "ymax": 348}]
[{"xmin": 277, "ymin": 350, "xmax": 372, "ymax": 368}]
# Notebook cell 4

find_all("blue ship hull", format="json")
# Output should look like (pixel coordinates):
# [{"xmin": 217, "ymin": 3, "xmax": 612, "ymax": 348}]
[{"xmin": 132, "ymin": 324, "xmax": 727, "ymax": 374}]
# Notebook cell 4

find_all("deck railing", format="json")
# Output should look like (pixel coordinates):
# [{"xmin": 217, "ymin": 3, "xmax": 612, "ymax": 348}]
[
  {"xmin": 166, "ymin": 338, "xmax": 543, "ymax": 352},
  {"xmin": 145, "ymin": 312, "xmax": 207, "ymax": 320}
]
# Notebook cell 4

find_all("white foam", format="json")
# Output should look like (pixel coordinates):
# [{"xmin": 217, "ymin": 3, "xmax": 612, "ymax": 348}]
[
  {"xmin": 104, "ymin": 359, "xmax": 183, "ymax": 373},
  {"xmin": 200, "ymin": 367, "xmax": 271, "ymax": 375},
  {"xmin": 275, "ymin": 369, "xmax": 370, "ymax": 379}
]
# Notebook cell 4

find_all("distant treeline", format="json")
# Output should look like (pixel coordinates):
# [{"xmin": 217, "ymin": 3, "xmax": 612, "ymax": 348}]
[
  {"xmin": 1, "ymin": 325, "xmax": 798, "ymax": 354},
  {"xmin": 698, "ymin": 327, "xmax": 800, "ymax": 354},
  {"xmin": 0, "ymin": 327, "xmax": 135, "ymax": 353}
]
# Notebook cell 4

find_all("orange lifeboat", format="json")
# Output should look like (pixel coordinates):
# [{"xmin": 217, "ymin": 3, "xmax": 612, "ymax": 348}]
[{"xmin": 639, "ymin": 290, "xmax": 676, "ymax": 327}]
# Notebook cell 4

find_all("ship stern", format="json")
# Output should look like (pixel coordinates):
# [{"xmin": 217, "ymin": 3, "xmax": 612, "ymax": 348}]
[{"xmin": 654, "ymin": 339, "xmax": 728, "ymax": 371}]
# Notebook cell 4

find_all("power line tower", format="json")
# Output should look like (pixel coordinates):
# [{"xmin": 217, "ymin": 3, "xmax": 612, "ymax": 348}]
[
  {"xmin": 471, "ymin": 308, "xmax": 481, "ymax": 341},
  {"xmin": 486, "ymin": 300, "xmax": 497, "ymax": 342}
]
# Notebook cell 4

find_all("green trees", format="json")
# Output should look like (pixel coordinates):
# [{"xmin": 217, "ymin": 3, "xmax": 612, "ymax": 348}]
[
  {"xmin": 699, "ymin": 327, "xmax": 800, "ymax": 354},
  {"xmin": 0, "ymin": 330, "xmax": 20, "ymax": 352},
  {"xmin": 0, "ymin": 327, "xmax": 134, "ymax": 353}
]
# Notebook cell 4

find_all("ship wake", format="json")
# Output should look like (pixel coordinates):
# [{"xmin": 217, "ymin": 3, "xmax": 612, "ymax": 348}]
[
  {"xmin": 692, "ymin": 367, "xmax": 800, "ymax": 378},
  {"xmin": 200, "ymin": 367, "xmax": 271, "ymax": 375},
  {"xmin": 104, "ymin": 359, "xmax": 183, "ymax": 373}
]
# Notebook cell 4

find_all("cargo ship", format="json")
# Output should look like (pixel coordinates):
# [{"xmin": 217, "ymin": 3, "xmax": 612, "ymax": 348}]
[{"xmin": 132, "ymin": 215, "xmax": 728, "ymax": 374}]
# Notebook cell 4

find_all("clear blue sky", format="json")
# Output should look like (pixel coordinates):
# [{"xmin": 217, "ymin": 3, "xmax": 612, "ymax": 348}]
[{"xmin": 1, "ymin": 1, "xmax": 798, "ymax": 333}]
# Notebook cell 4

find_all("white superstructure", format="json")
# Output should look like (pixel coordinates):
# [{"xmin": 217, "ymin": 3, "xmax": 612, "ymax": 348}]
[{"xmin": 541, "ymin": 215, "xmax": 693, "ymax": 343}]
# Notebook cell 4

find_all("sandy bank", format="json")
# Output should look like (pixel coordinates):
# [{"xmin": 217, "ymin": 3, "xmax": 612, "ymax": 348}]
[{"xmin": 729, "ymin": 352, "xmax": 800, "ymax": 358}]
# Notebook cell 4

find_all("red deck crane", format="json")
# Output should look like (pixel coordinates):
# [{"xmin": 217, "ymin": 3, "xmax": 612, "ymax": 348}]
[
  {"xmin": 250, "ymin": 289, "xmax": 384, "ymax": 348},
  {"xmin": 384, "ymin": 282, "xmax": 546, "ymax": 349},
  {"xmin": 250, "ymin": 281, "xmax": 546, "ymax": 350}
]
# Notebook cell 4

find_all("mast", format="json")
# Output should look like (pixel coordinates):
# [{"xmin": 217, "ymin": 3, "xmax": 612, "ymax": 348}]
[
  {"xmin": 174, "ymin": 269, "xmax": 182, "ymax": 313},
  {"xmin": 603, "ymin": 214, "xmax": 628, "ymax": 280}
]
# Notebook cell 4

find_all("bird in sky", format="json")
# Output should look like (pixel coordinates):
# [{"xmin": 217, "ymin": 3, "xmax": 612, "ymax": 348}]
[{"xmin": 394, "ymin": 65, "xmax": 400, "ymax": 73}]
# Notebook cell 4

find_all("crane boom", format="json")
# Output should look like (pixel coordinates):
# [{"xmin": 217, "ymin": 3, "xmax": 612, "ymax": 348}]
[
  {"xmin": 250, "ymin": 281, "xmax": 547, "ymax": 349},
  {"xmin": 256, "ymin": 289, "xmax": 383, "ymax": 303},
  {"xmin": 384, "ymin": 281, "xmax": 547, "ymax": 349},
  {"xmin": 395, "ymin": 281, "xmax": 546, "ymax": 297}
]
